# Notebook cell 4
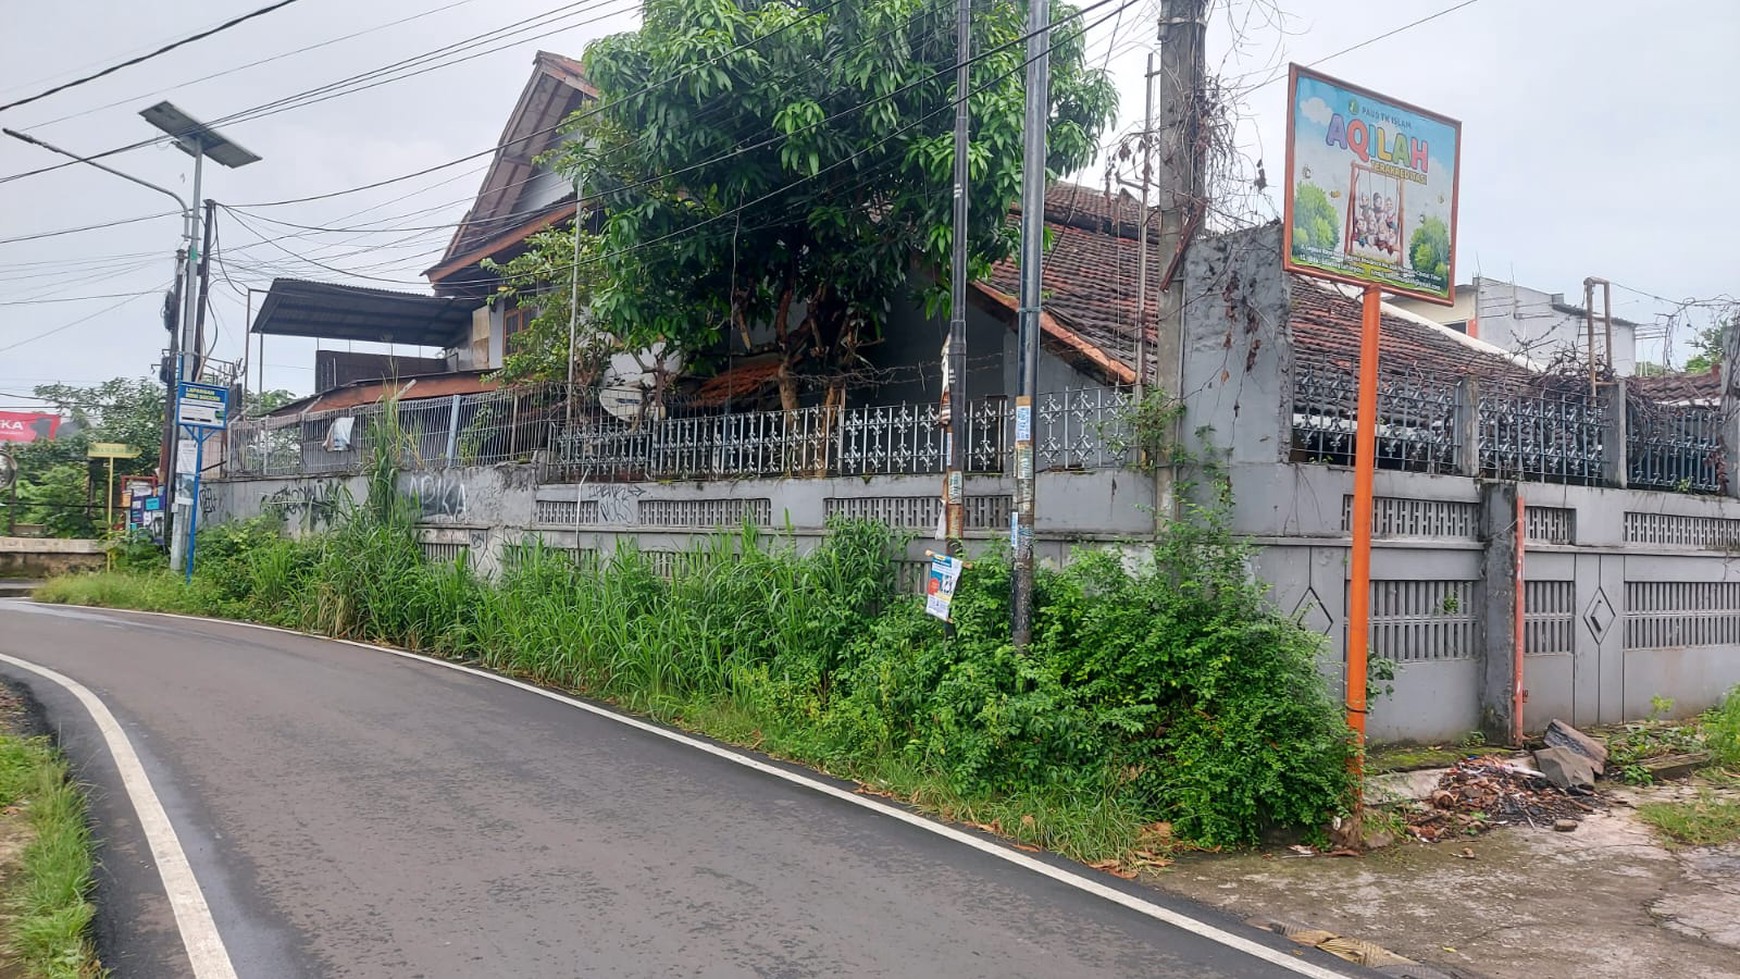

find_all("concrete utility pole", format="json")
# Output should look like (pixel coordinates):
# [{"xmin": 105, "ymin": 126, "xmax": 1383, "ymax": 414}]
[
  {"xmin": 1011, "ymin": 0, "xmax": 1052, "ymax": 649},
  {"xmin": 1152, "ymin": 0, "xmax": 1207, "ymax": 518},
  {"xmin": 1133, "ymin": 53, "xmax": 1157, "ymax": 402},
  {"xmin": 194, "ymin": 198, "xmax": 217, "ymax": 379},
  {"xmin": 942, "ymin": 0, "xmax": 971, "ymax": 545}
]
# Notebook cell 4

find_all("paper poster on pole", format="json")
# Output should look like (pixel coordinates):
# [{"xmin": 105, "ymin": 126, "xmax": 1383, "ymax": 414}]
[
  {"xmin": 1282, "ymin": 65, "xmax": 1461, "ymax": 305},
  {"xmin": 923, "ymin": 553, "xmax": 964, "ymax": 621}
]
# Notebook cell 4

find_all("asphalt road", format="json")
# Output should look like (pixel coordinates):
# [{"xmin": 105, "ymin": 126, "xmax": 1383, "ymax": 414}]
[{"xmin": 0, "ymin": 600, "xmax": 1363, "ymax": 979}]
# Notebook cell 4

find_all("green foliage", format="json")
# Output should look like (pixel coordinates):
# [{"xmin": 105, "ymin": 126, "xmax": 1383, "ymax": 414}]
[
  {"xmin": 0, "ymin": 736, "xmax": 104, "ymax": 978},
  {"xmin": 1683, "ymin": 321, "xmax": 1731, "ymax": 374},
  {"xmin": 1290, "ymin": 183, "xmax": 1339, "ymax": 253},
  {"xmin": 1408, "ymin": 216, "xmax": 1450, "ymax": 285},
  {"xmin": 491, "ymin": 0, "xmax": 1118, "ymax": 392},
  {"xmin": 1638, "ymin": 792, "xmax": 1740, "ymax": 847},
  {"xmin": 3, "ymin": 377, "xmax": 165, "ymax": 539},
  {"xmin": 1706, "ymin": 686, "xmax": 1740, "ymax": 768},
  {"xmin": 39, "ymin": 453, "xmax": 1353, "ymax": 853}
]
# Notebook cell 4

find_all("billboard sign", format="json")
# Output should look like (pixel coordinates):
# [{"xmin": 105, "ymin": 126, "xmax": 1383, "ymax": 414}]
[
  {"xmin": 0, "ymin": 411, "xmax": 60, "ymax": 443},
  {"xmin": 176, "ymin": 382, "xmax": 229, "ymax": 430},
  {"xmin": 1283, "ymin": 65, "xmax": 1462, "ymax": 305}
]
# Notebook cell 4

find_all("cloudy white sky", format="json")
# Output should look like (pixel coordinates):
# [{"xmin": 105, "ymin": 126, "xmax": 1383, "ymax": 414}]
[{"xmin": 1, "ymin": 0, "xmax": 1734, "ymax": 407}]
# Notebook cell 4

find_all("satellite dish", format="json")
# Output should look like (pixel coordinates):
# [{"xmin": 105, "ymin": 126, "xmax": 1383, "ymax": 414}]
[
  {"xmin": 0, "ymin": 453, "xmax": 15, "ymax": 492},
  {"xmin": 597, "ymin": 348, "xmax": 678, "ymax": 422}
]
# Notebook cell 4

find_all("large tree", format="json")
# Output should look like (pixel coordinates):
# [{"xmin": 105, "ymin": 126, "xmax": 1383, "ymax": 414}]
[{"xmin": 492, "ymin": 0, "xmax": 1117, "ymax": 408}]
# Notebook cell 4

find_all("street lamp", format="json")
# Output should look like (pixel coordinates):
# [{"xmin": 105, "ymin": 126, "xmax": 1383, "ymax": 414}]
[{"xmin": 4, "ymin": 102, "xmax": 259, "ymax": 573}]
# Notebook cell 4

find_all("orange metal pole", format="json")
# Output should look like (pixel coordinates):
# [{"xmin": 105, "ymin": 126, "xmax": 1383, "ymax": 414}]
[
  {"xmin": 1513, "ymin": 491, "xmax": 1526, "ymax": 745},
  {"xmin": 1347, "ymin": 285, "xmax": 1382, "ymax": 777}
]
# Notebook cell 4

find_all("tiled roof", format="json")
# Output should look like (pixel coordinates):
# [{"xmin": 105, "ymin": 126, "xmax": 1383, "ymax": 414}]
[
  {"xmin": 1630, "ymin": 368, "xmax": 1722, "ymax": 405},
  {"xmin": 1289, "ymin": 280, "xmax": 1534, "ymax": 383},
  {"xmin": 985, "ymin": 189, "xmax": 1537, "ymax": 388},
  {"xmin": 985, "ymin": 183, "xmax": 1158, "ymax": 375},
  {"xmin": 691, "ymin": 356, "xmax": 783, "ymax": 407}
]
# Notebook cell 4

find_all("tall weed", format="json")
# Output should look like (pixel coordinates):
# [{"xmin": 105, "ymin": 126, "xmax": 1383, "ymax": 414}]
[{"xmin": 42, "ymin": 425, "xmax": 1354, "ymax": 850}]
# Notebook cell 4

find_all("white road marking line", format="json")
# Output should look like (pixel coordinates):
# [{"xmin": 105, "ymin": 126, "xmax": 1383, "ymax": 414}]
[
  {"xmin": 21, "ymin": 605, "xmax": 1354, "ymax": 979},
  {"xmin": 0, "ymin": 649, "xmax": 238, "ymax": 979}
]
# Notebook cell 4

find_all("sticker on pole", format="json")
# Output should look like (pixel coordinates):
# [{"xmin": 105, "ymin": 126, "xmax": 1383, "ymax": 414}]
[
  {"xmin": 923, "ymin": 553, "xmax": 964, "ymax": 622},
  {"xmin": 1282, "ymin": 65, "xmax": 1461, "ymax": 306},
  {"xmin": 176, "ymin": 381, "xmax": 229, "ymax": 430}
]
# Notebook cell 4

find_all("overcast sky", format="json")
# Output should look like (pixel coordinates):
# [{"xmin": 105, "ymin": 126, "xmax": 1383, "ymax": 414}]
[{"xmin": 1, "ymin": 0, "xmax": 1734, "ymax": 407}]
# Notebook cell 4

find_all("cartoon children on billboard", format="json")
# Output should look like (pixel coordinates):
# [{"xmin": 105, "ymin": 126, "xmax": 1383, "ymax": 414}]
[{"xmin": 1283, "ymin": 66, "xmax": 1461, "ymax": 305}]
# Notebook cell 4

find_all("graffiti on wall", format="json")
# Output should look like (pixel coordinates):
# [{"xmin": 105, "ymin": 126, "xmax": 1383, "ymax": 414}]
[
  {"xmin": 261, "ymin": 482, "xmax": 347, "ymax": 532},
  {"xmin": 587, "ymin": 483, "xmax": 644, "ymax": 525},
  {"xmin": 411, "ymin": 471, "xmax": 468, "ymax": 521}
]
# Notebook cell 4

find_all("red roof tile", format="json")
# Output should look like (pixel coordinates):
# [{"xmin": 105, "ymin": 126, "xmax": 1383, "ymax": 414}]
[
  {"xmin": 1289, "ymin": 281, "xmax": 1531, "ymax": 384},
  {"xmin": 1630, "ymin": 368, "xmax": 1722, "ymax": 404}
]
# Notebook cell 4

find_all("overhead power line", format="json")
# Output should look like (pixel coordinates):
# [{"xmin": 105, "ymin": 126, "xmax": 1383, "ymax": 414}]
[
  {"xmin": 25, "ymin": 0, "xmax": 487, "ymax": 130},
  {"xmin": 0, "ymin": 291, "xmax": 158, "ymax": 354},
  {"xmin": 0, "ymin": 210, "xmax": 180, "ymax": 246},
  {"xmin": 0, "ymin": 290, "xmax": 159, "ymax": 307},
  {"xmin": 227, "ymin": 0, "xmax": 860, "ymax": 208},
  {"xmin": 214, "ymin": 0, "xmax": 1133, "ymax": 293},
  {"xmin": 0, "ymin": 0, "xmax": 307, "ymax": 115},
  {"xmin": 0, "ymin": 0, "xmax": 633, "ymax": 188}
]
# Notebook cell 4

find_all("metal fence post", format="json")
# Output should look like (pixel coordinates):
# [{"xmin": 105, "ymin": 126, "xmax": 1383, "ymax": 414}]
[
  {"xmin": 444, "ymin": 394, "xmax": 462, "ymax": 466},
  {"xmin": 1601, "ymin": 379, "xmax": 1628, "ymax": 489}
]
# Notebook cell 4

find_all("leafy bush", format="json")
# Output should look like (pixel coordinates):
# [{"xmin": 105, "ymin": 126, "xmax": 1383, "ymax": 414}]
[
  {"xmin": 39, "ymin": 424, "xmax": 1354, "ymax": 852},
  {"xmin": 1706, "ymin": 686, "xmax": 1740, "ymax": 768}
]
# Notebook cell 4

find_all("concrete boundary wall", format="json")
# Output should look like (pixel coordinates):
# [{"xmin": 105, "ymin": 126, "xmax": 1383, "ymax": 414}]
[
  {"xmin": 206, "ymin": 466, "xmax": 1158, "ymax": 586},
  {"xmin": 1237, "ymin": 463, "xmax": 1740, "ymax": 743},
  {"xmin": 205, "ymin": 456, "xmax": 1740, "ymax": 744},
  {"xmin": 0, "ymin": 537, "xmax": 105, "ymax": 578}
]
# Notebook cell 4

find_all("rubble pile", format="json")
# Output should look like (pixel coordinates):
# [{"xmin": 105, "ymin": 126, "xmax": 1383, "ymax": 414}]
[{"xmin": 1406, "ymin": 757, "xmax": 1600, "ymax": 841}]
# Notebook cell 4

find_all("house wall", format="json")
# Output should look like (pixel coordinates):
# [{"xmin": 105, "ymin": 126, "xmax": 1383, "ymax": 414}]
[
  {"xmin": 864, "ymin": 287, "xmax": 1109, "ymax": 408},
  {"xmin": 451, "ymin": 306, "xmax": 492, "ymax": 371},
  {"xmin": 521, "ymin": 162, "xmax": 573, "ymax": 214},
  {"xmin": 1474, "ymin": 278, "xmax": 1638, "ymax": 376}
]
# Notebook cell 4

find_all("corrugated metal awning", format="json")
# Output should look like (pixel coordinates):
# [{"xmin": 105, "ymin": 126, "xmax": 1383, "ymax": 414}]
[{"xmin": 251, "ymin": 278, "xmax": 475, "ymax": 348}]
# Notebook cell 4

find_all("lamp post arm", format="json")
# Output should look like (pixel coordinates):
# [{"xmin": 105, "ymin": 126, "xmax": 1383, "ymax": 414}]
[{"xmin": 3, "ymin": 128, "xmax": 189, "ymax": 214}]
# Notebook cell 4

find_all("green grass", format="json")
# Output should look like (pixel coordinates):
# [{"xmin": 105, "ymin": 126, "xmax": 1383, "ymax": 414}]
[
  {"xmin": 0, "ymin": 736, "xmax": 103, "ymax": 978},
  {"xmin": 1638, "ymin": 792, "xmax": 1740, "ymax": 848}
]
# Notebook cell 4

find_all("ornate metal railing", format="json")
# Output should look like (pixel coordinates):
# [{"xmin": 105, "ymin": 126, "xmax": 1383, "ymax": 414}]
[
  {"xmin": 1478, "ymin": 388, "xmax": 1606, "ymax": 486},
  {"xmin": 1628, "ymin": 402, "xmax": 1723, "ymax": 493},
  {"xmin": 544, "ymin": 387, "xmax": 1132, "ymax": 483},
  {"xmin": 1294, "ymin": 366, "xmax": 1730, "ymax": 495},
  {"xmin": 1291, "ymin": 366, "xmax": 1461, "ymax": 474}
]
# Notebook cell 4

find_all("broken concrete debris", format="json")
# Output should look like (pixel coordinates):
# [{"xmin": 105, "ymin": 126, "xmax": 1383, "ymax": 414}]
[
  {"xmin": 1533, "ymin": 745, "xmax": 1598, "ymax": 791},
  {"xmin": 1543, "ymin": 718, "xmax": 1609, "ymax": 770},
  {"xmin": 1405, "ymin": 757, "xmax": 1601, "ymax": 841}
]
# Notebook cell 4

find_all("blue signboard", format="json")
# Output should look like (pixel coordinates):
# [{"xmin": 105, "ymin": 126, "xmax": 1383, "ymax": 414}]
[{"xmin": 176, "ymin": 382, "xmax": 229, "ymax": 430}]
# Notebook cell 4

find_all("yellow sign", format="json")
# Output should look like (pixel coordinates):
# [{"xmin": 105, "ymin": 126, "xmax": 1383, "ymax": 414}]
[{"xmin": 87, "ymin": 443, "xmax": 142, "ymax": 459}]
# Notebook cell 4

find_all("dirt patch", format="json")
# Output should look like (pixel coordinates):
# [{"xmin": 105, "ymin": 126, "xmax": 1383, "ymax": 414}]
[{"xmin": 1151, "ymin": 797, "xmax": 1740, "ymax": 979}]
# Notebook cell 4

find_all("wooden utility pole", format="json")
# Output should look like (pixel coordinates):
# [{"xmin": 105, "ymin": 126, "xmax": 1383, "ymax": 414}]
[{"xmin": 1152, "ymin": 0, "xmax": 1207, "ymax": 517}]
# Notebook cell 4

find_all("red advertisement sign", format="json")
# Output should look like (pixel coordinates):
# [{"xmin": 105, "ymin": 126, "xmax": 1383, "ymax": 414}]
[{"xmin": 0, "ymin": 411, "xmax": 61, "ymax": 443}]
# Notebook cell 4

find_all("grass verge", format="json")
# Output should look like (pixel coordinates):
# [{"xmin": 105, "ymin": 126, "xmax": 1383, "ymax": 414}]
[
  {"xmin": 1637, "ymin": 791, "xmax": 1740, "ymax": 848},
  {"xmin": 0, "ymin": 735, "xmax": 103, "ymax": 978}
]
